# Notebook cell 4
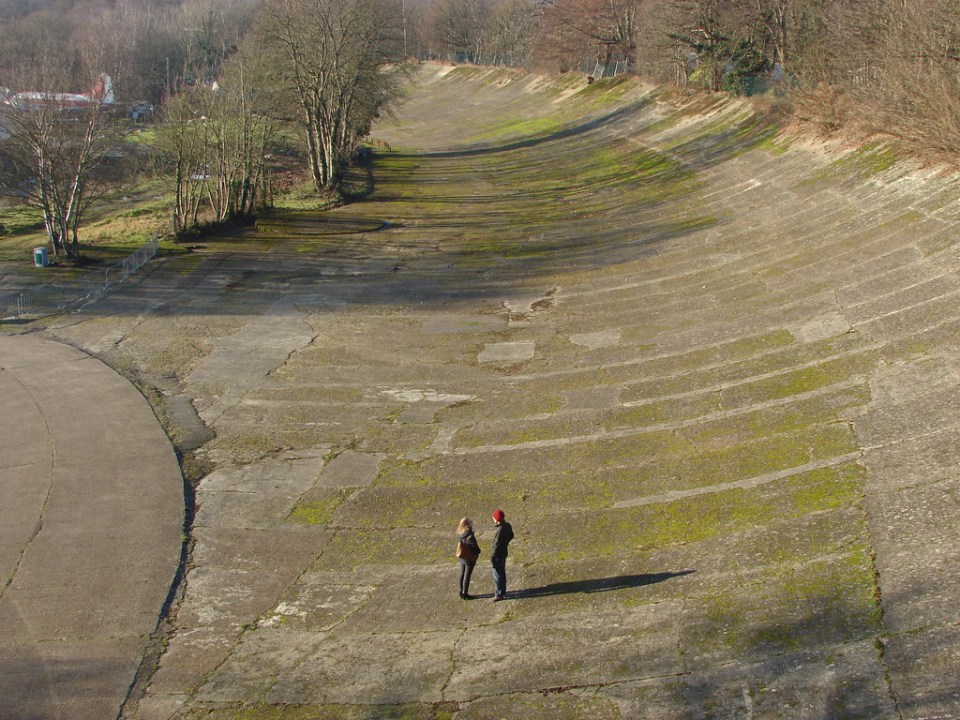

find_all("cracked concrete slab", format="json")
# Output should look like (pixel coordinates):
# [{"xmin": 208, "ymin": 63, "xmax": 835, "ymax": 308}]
[
  {"xmin": 315, "ymin": 450, "xmax": 385, "ymax": 488},
  {"xmin": 196, "ymin": 627, "xmax": 458, "ymax": 706},
  {"xmin": 863, "ymin": 482, "xmax": 960, "ymax": 632},
  {"xmin": 447, "ymin": 603, "xmax": 685, "ymax": 699},
  {"xmin": 561, "ymin": 386, "xmax": 622, "ymax": 411},
  {"xmin": 185, "ymin": 299, "xmax": 317, "ymax": 424},
  {"xmin": 788, "ymin": 312, "xmax": 851, "ymax": 342},
  {"xmin": 259, "ymin": 574, "xmax": 379, "ymax": 631},
  {"xmin": 883, "ymin": 626, "xmax": 960, "ymax": 720}
]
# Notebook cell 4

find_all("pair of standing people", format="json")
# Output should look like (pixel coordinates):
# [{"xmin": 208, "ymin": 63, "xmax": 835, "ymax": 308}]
[{"xmin": 457, "ymin": 509, "xmax": 514, "ymax": 601}]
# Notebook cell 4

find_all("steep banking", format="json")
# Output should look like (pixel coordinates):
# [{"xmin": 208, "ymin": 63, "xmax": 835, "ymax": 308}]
[
  {"xmin": 368, "ymin": 65, "xmax": 960, "ymax": 717},
  {"xmin": 121, "ymin": 64, "xmax": 960, "ymax": 718}
]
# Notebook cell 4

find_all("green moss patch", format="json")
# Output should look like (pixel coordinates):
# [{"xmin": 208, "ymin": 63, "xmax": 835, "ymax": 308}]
[
  {"xmin": 680, "ymin": 385, "xmax": 871, "ymax": 450},
  {"xmin": 604, "ymin": 423, "xmax": 859, "ymax": 500},
  {"xmin": 613, "ymin": 330, "xmax": 797, "ymax": 389},
  {"xmin": 458, "ymin": 692, "xmax": 620, "ymax": 719},
  {"xmin": 525, "ymin": 462, "xmax": 864, "ymax": 562},
  {"xmin": 467, "ymin": 116, "xmax": 564, "ymax": 144},
  {"xmin": 720, "ymin": 352, "xmax": 878, "ymax": 409},
  {"xmin": 829, "ymin": 143, "xmax": 900, "ymax": 178},
  {"xmin": 206, "ymin": 425, "xmax": 328, "ymax": 463},
  {"xmin": 604, "ymin": 393, "xmax": 722, "ymax": 429},
  {"xmin": 451, "ymin": 409, "xmax": 609, "ymax": 448},
  {"xmin": 288, "ymin": 489, "xmax": 354, "ymax": 526},
  {"xmin": 694, "ymin": 543, "xmax": 880, "ymax": 658},
  {"xmin": 619, "ymin": 333, "xmax": 874, "ymax": 405}
]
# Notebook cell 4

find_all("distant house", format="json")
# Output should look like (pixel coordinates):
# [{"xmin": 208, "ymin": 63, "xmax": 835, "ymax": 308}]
[{"xmin": 2, "ymin": 74, "xmax": 114, "ymax": 110}]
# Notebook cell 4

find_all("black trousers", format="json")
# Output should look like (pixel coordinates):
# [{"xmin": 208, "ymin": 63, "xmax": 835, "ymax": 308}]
[{"xmin": 459, "ymin": 559, "xmax": 475, "ymax": 596}]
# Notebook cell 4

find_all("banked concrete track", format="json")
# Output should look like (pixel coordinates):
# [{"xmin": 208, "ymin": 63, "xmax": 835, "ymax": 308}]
[{"xmin": 29, "ymin": 65, "xmax": 960, "ymax": 718}]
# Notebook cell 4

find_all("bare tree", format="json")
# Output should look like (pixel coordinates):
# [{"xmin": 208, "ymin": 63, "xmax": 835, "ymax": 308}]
[
  {"xmin": 539, "ymin": 0, "xmax": 646, "ymax": 74},
  {"xmin": 427, "ymin": 0, "xmax": 492, "ymax": 62},
  {"xmin": 858, "ymin": 0, "xmax": 960, "ymax": 158},
  {"xmin": 180, "ymin": 0, "xmax": 257, "ymax": 81},
  {"xmin": 754, "ymin": 0, "xmax": 787, "ymax": 67},
  {"xmin": 0, "ymin": 11, "xmax": 78, "ymax": 88},
  {"xmin": 254, "ymin": 0, "xmax": 406, "ymax": 192},
  {"xmin": 488, "ymin": 0, "xmax": 542, "ymax": 66},
  {"xmin": 1, "ymin": 59, "xmax": 122, "ymax": 258},
  {"xmin": 204, "ymin": 54, "xmax": 274, "ymax": 222},
  {"xmin": 663, "ymin": 0, "xmax": 734, "ymax": 89},
  {"xmin": 153, "ymin": 52, "xmax": 273, "ymax": 233},
  {"xmin": 153, "ymin": 85, "xmax": 214, "ymax": 232},
  {"xmin": 96, "ymin": 0, "xmax": 188, "ymax": 104}
]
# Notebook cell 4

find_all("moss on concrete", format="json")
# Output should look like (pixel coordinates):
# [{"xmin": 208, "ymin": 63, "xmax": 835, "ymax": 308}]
[
  {"xmin": 206, "ymin": 426, "xmax": 326, "ymax": 463},
  {"xmin": 613, "ymin": 330, "xmax": 797, "ymax": 389},
  {"xmin": 524, "ymin": 462, "xmax": 864, "ymax": 563},
  {"xmin": 605, "ymin": 423, "xmax": 859, "ymax": 499},
  {"xmin": 695, "ymin": 542, "xmax": 880, "ymax": 657},
  {"xmin": 467, "ymin": 116, "xmax": 565, "ymax": 144},
  {"xmin": 604, "ymin": 393, "xmax": 722, "ymax": 429},
  {"xmin": 182, "ymin": 703, "xmax": 456, "ymax": 719},
  {"xmin": 78, "ymin": 65, "xmax": 947, "ymax": 718},
  {"xmin": 720, "ymin": 352, "xmax": 878, "ymax": 409},
  {"xmin": 830, "ymin": 143, "xmax": 900, "ymax": 178},
  {"xmin": 458, "ymin": 692, "xmax": 621, "ymax": 719},
  {"xmin": 452, "ymin": 408, "xmax": 612, "ymax": 447},
  {"xmin": 248, "ymin": 386, "xmax": 364, "ymax": 404},
  {"xmin": 288, "ymin": 489, "xmax": 354, "ymax": 526},
  {"xmin": 311, "ymin": 528, "xmax": 447, "ymax": 570},
  {"xmin": 681, "ymin": 385, "xmax": 872, "ymax": 449}
]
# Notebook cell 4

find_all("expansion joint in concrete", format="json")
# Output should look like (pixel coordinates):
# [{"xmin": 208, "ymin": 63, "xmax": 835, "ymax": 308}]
[
  {"xmin": 858, "ymin": 494, "xmax": 904, "ymax": 720},
  {"xmin": 439, "ymin": 627, "xmax": 468, "ymax": 702}
]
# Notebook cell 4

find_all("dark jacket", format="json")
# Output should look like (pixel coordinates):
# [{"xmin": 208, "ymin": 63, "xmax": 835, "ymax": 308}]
[
  {"xmin": 490, "ymin": 520, "xmax": 514, "ymax": 560},
  {"xmin": 459, "ymin": 529, "xmax": 480, "ymax": 563}
]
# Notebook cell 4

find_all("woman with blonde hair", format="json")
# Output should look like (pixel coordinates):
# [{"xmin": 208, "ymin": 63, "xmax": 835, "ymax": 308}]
[{"xmin": 456, "ymin": 517, "xmax": 481, "ymax": 599}]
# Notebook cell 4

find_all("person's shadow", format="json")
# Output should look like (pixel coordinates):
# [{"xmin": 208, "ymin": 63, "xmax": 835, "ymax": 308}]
[{"xmin": 508, "ymin": 570, "xmax": 695, "ymax": 599}]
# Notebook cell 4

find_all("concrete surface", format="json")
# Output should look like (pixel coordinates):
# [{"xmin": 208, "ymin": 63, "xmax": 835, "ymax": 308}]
[
  {"xmin": 4, "ymin": 64, "xmax": 960, "ymax": 719},
  {"xmin": 0, "ymin": 335, "xmax": 184, "ymax": 720}
]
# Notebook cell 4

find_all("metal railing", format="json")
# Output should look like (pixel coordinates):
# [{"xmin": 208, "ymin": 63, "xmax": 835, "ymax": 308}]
[{"xmin": 1, "ymin": 233, "xmax": 159, "ymax": 320}]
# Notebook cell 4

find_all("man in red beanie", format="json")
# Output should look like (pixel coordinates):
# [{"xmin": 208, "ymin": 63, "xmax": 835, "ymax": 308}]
[{"xmin": 490, "ymin": 509, "xmax": 514, "ymax": 601}]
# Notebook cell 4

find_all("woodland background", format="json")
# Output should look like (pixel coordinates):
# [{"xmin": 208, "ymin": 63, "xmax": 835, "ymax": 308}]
[
  {"xmin": 2, "ymin": 0, "xmax": 960, "ymax": 147},
  {"xmin": 2, "ymin": 0, "xmax": 960, "ymax": 255}
]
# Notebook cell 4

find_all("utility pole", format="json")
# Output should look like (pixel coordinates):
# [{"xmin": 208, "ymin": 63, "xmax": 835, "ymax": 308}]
[{"xmin": 401, "ymin": 0, "xmax": 408, "ymax": 57}]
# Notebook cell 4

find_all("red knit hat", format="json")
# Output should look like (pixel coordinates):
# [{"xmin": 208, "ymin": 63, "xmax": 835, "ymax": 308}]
[{"xmin": 492, "ymin": 509, "xmax": 505, "ymax": 522}]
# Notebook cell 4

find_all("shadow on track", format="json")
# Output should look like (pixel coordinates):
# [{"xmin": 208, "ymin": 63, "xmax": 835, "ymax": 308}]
[{"xmin": 515, "ymin": 569, "xmax": 695, "ymax": 599}]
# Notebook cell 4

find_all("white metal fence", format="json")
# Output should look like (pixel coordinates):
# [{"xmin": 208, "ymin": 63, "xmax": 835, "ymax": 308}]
[{"xmin": 1, "ymin": 233, "xmax": 159, "ymax": 320}]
